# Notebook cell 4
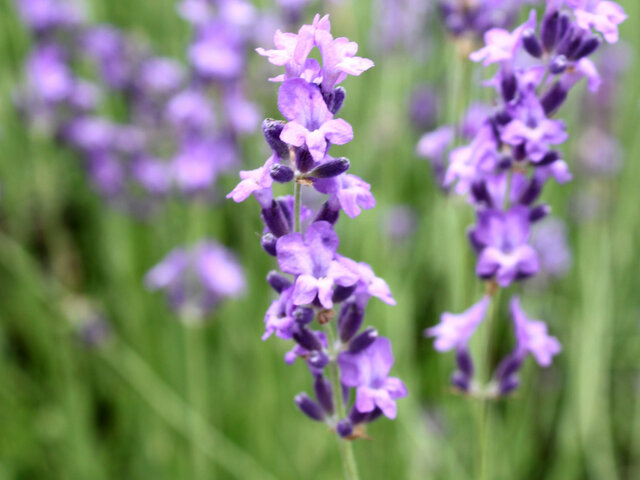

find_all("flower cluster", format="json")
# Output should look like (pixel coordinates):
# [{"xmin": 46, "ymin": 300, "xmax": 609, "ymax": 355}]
[
  {"xmin": 423, "ymin": 0, "xmax": 626, "ymax": 396},
  {"xmin": 145, "ymin": 241, "xmax": 245, "ymax": 322},
  {"xmin": 439, "ymin": 0, "xmax": 538, "ymax": 38},
  {"xmin": 228, "ymin": 15, "xmax": 406, "ymax": 436},
  {"xmin": 15, "ymin": 0, "xmax": 259, "ymax": 209}
]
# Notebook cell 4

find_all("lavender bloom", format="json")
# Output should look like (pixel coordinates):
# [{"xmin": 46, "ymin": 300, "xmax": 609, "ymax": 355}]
[
  {"xmin": 17, "ymin": 0, "xmax": 83, "ymax": 33},
  {"xmin": 338, "ymin": 337, "xmax": 407, "ymax": 419},
  {"xmin": 565, "ymin": 0, "xmax": 627, "ymax": 43},
  {"xmin": 231, "ymin": 15, "xmax": 402, "ymax": 436},
  {"xmin": 471, "ymin": 206, "xmax": 539, "ymax": 287},
  {"xmin": 530, "ymin": 217, "xmax": 572, "ymax": 279},
  {"xmin": 425, "ymin": 296, "xmax": 490, "ymax": 352},
  {"xmin": 421, "ymin": 0, "xmax": 622, "ymax": 396},
  {"xmin": 510, "ymin": 297, "xmax": 561, "ymax": 366},
  {"xmin": 145, "ymin": 241, "xmax": 245, "ymax": 321},
  {"xmin": 276, "ymin": 221, "xmax": 358, "ymax": 308},
  {"xmin": 27, "ymin": 46, "xmax": 74, "ymax": 103},
  {"xmin": 278, "ymin": 78, "xmax": 353, "ymax": 162}
]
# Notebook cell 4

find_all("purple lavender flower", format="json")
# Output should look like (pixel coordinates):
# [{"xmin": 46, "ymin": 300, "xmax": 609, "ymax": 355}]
[
  {"xmin": 231, "ymin": 15, "xmax": 401, "ymax": 438},
  {"xmin": 425, "ymin": 296, "xmax": 490, "ymax": 352},
  {"xmin": 510, "ymin": 297, "xmax": 561, "ymax": 366},
  {"xmin": 338, "ymin": 337, "xmax": 407, "ymax": 419},
  {"xmin": 565, "ymin": 0, "xmax": 627, "ymax": 43},
  {"xmin": 145, "ymin": 241, "xmax": 245, "ymax": 321},
  {"xmin": 471, "ymin": 206, "xmax": 539, "ymax": 287},
  {"xmin": 278, "ymin": 78, "xmax": 353, "ymax": 162},
  {"xmin": 27, "ymin": 46, "xmax": 74, "ymax": 103},
  {"xmin": 276, "ymin": 221, "xmax": 358, "ymax": 308},
  {"xmin": 529, "ymin": 217, "xmax": 572, "ymax": 279},
  {"xmin": 16, "ymin": 0, "xmax": 83, "ymax": 33}
]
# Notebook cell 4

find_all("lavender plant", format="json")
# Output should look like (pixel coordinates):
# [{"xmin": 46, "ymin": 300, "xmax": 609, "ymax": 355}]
[
  {"xmin": 423, "ymin": 0, "xmax": 627, "ymax": 397},
  {"xmin": 228, "ymin": 14, "xmax": 406, "ymax": 479}
]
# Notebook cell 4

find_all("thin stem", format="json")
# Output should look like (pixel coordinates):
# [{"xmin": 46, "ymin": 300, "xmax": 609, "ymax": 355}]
[
  {"xmin": 324, "ymin": 323, "xmax": 361, "ymax": 480},
  {"xmin": 293, "ymin": 181, "xmax": 302, "ymax": 233},
  {"xmin": 477, "ymin": 289, "xmax": 501, "ymax": 480}
]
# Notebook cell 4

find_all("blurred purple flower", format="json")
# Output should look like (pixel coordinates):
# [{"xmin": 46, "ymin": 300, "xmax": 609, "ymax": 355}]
[
  {"xmin": 511, "ymin": 297, "xmax": 561, "ymax": 366},
  {"xmin": 425, "ymin": 296, "xmax": 490, "ymax": 352}
]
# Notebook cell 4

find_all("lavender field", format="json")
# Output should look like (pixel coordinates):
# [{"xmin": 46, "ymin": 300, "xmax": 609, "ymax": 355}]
[{"xmin": 0, "ymin": 0, "xmax": 639, "ymax": 479}]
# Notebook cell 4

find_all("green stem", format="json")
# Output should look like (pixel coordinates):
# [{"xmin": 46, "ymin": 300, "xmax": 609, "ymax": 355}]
[
  {"xmin": 324, "ymin": 323, "xmax": 361, "ymax": 480},
  {"xmin": 293, "ymin": 181, "xmax": 301, "ymax": 233},
  {"xmin": 477, "ymin": 290, "xmax": 501, "ymax": 480}
]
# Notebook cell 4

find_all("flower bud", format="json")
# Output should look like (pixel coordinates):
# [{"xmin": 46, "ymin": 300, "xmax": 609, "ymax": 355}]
[
  {"xmin": 572, "ymin": 35, "xmax": 601, "ymax": 60},
  {"xmin": 261, "ymin": 233, "xmax": 278, "ymax": 256},
  {"xmin": 541, "ymin": 11, "xmax": 559, "ymax": 52},
  {"xmin": 337, "ymin": 419, "xmax": 353, "ymax": 438},
  {"xmin": 332, "ymin": 284, "xmax": 356, "ymax": 304},
  {"xmin": 348, "ymin": 327, "xmax": 378, "ymax": 353},
  {"xmin": 529, "ymin": 204, "xmax": 551, "ymax": 222},
  {"xmin": 456, "ymin": 348, "xmax": 474, "ymax": 378},
  {"xmin": 323, "ymin": 86, "xmax": 346, "ymax": 115},
  {"xmin": 262, "ymin": 118, "xmax": 289, "ymax": 158},
  {"xmin": 451, "ymin": 371, "xmax": 471, "ymax": 392},
  {"xmin": 308, "ymin": 351, "xmax": 330, "ymax": 370},
  {"xmin": 549, "ymin": 55, "xmax": 568, "ymax": 75},
  {"xmin": 518, "ymin": 178, "xmax": 542, "ymax": 206},
  {"xmin": 314, "ymin": 201, "xmax": 340, "ymax": 225},
  {"xmin": 541, "ymin": 82, "xmax": 567, "ymax": 115},
  {"xmin": 501, "ymin": 73, "xmax": 517, "ymax": 103},
  {"xmin": 499, "ymin": 376, "xmax": 520, "ymax": 396},
  {"xmin": 537, "ymin": 151, "xmax": 560, "ymax": 166},
  {"xmin": 292, "ymin": 325, "xmax": 322, "ymax": 351},
  {"xmin": 294, "ymin": 393, "xmax": 325, "ymax": 421},
  {"xmin": 266, "ymin": 270, "xmax": 291, "ymax": 293},
  {"xmin": 308, "ymin": 157, "xmax": 350, "ymax": 179},
  {"xmin": 261, "ymin": 200, "xmax": 289, "ymax": 237},
  {"xmin": 313, "ymin": 375, "xmax": 334, "ymax": 414},
  {"xmin": 293, "ymin": 306, "xmax": 314, "ymax": 325},
  {"xmin": 471, "ymin": 180, "xmax": 492, "ymax": 207},
  {"xmin": 295, "ymin": 146, "xmax": 314, "ymax": 173},
  {"xmin": 270, "ymin": 163, "xmax": 294, "ymax": 183},
  {"xmin": 348, "ymin": 405, "xmax": 369, "ymax": 425},
  {"xmin": 338, "ymin": 302, "xmax": 365, "ymax": 343},
  {"xmin": 522, "ymin": 29, "xmax": 543, "ymax": 58}
]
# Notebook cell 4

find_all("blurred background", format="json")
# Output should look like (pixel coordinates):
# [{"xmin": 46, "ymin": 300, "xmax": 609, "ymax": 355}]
[{"xmin": 1, "ymin": 0, "xmax": 640, "ymax": 479}]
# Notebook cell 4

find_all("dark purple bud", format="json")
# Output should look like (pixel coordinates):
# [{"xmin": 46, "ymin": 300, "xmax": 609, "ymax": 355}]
[
  {"xmin": 270, "ymin": 163, "xmax": 294, "ymax": 183},
  {"xmin": 559, "ymin": 32, "xmax": 583, "ymax": 59},
  {"xmin": 338, "ymin": 302, "xmax": 365, "ymax": 343},
  {"xmin": 499, "ymin": 376, "xmax": 520, "ymax": 396},
  {"xmin": 337, "ymin": 419, "xmax": 353, "ymax": 438},
  {"xmin": 366, "ymin": 408, "xmax": 384, "ymax": 423},
  {"xmin": 295, "ymin": 147, "xmax": 314, "ymax": 173},
  {"xmin": 530, "ymin": 204, "xmax": 551, "ymax": 222},
  {"xmin": 471, "ymin": 180, "xmax": 493, "ymax": 207},
  {"xmin": 323, "ymin": 86, "xmax": 346, "ymax": 115},
  {"xmin": 293, "ymin": 307, "xmax": 314, "ymax": 325},
  {"xmin": 456, "ymin": 349, "xmax": 474, "ymax": 378},
  {"xmin": 293, "ymin": 326, "xmax": 322, "ymax": 351},
  {"xmin": 348, "ymin": 405, "xmax": 369, "ymax": 425},
  {"xmin": 294, "ymin": 393, "xmax": 325, "ymax": 421},
  {"xmin": 498, "ymin": 154, "xmax": 513, "ymax": 170},
  {"xmin": 523, "ymin": 29, "xmax": 543, "ymax": 58},
  {"xmin": 518, "ymin": 178, "xmax": 543, "ymax": 206},
  {"xmin": 557, "ymin": 12, "xmax": 571, "ymax": 44},
  {"xmin": 541, "ymin": 11, "xmax": 559, "ymax": 51},
  {"xmin": 332, "ymin": 284, "xmax": 356, "ymax": 304},
  {"xmin": 261, "ymin": 233, "xmax": 278, "ymax": 256},
  {"xmin": 314, "ymin": 201, "xmax": 340, "ymax": 225},
  {"xmin": 493, "ymin": 109, "xmax": 512, "ymax": 126},
  {"xmin": 262, "ymin": 119, "xmax": 289, "ymax": 159},
  {"xmin": 495, "ymin": 353, "xmax": 523, "ymax": 383},
  {"xmin": 308, "ymin": 350, "xmax": 330, "ymax": 370},
  {"xmin": 308, "ymin": 157, "xmax": 350, "ymax": 179},
  {"xmin": 261, "ymin": 201, "xmax": 289, "ymax": 237},
  {"xmin": 266, "ymin": 270, "xmax": 291, "ymax": 293},
  {"xmin": 541, "ymin": 83, "xmax": 567, "ymax": 115},
  {"xmin": 348, "ymin": 327, "xmax": 378, "ymax": 354},
  {"xmin": 513, "ymin": 143, "xmax": 527, "ymax": 161},
  {"xmin": 451, "ymin": 370, "xmax": 471, "ymax": 392},
  {"xmin": 275, "ymin": 197, "xmax": 294, "ymax": 231},
  {"xmin": 572, "ymin": 35, "xmax": 601, "ymax": 60},
  {"xmin": 501, "ymin": 73, "xmax": 518, "ymax": 103},
  {"xmin": 549, "ymin": 55, "xmax": 568, "ymax": 75},
  {"xmin": 313, "ymin": 375, "xmax": 334, "ymax": 414},
  {"xmin": 467, "ymin": 228, "xmax": 484, "ymax": 254},
  {"xmin": 537, "ymin": 151, "xmax": 560, "ymax": 166}
]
